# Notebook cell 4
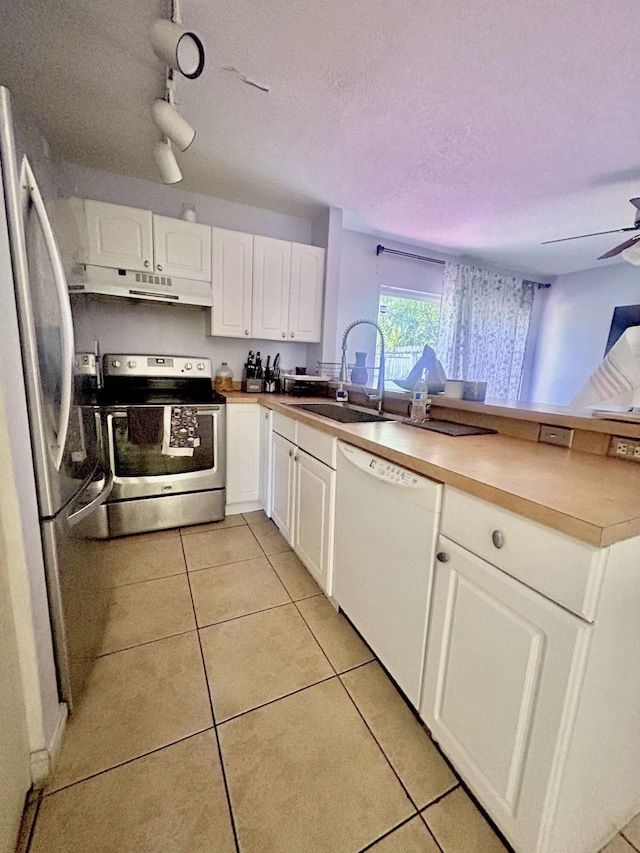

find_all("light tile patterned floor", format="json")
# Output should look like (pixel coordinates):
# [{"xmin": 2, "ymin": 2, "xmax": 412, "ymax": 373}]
[{"xmin": 26, "ymin": 513, "xmax": 638, "ymax": 852}]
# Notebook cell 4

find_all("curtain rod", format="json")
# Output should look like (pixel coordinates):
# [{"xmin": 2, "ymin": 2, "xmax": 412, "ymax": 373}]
[{"xmin": 375, "ymin": 244, "xmax": 551, "ymax": 288}]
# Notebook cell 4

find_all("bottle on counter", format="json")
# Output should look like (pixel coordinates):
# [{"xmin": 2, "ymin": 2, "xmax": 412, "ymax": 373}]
[
  {"xmin": 214, "ymin": 362, "xmax": 234, "ymax": 392},
  {"xmin": 410, "ymin": 375, "xmax": 429, "ymax": 423}
]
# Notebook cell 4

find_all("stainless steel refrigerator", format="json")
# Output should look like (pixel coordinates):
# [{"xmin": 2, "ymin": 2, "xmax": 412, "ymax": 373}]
[{"xmin": 0, "ymin": 86, "xmax": 113, "ymax": 711}]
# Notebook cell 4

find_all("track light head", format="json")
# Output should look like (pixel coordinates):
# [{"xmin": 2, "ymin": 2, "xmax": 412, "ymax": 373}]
[
  {"xmin": 151, "ymin": 19, "xmax": 205, "ymax": 79},
  {"xmin": 151, "ymin": 99, "xmax": 195, "ymax": 152},
  {"xmin": 153, "ymin": 139, "xmax": 182, "ymax": 185}
]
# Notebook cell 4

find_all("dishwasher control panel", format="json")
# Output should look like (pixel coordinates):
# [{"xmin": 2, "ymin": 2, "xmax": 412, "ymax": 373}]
[{"xmin": 368, "ymin": 457, "xmax": 420, "ymax": 485}]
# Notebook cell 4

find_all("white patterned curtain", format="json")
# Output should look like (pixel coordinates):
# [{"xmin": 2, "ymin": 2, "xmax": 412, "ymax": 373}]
[{"xmin": 437, "ymin": 263, "xmax": 535, "ymax": 400}]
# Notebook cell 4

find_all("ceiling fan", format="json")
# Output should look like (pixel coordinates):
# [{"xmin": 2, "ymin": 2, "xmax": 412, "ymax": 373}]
[{"xmin": 542, "ymin": 198, "xmax": 640, "ymax": 260}]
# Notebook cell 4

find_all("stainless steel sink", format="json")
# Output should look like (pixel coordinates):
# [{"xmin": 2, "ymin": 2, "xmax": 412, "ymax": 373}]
[{"xmin": 292, "ymin": 403, "xmax": 392, "ymax": 424}]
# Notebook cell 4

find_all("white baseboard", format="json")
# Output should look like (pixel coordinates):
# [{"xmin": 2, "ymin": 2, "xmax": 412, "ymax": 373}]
[
  {"xmin": 226, "ymin": 501, "xmax": 263, "ymax": 515},
  {"xmin": 30, "ymin": 702, "xmax": 67, "ymax": 788}
]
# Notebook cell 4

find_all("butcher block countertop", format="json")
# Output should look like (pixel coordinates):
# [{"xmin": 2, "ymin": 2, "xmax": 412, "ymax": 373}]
[{"xmin": 223, "ymin": 392, "xmax": 640, "ymax": 547}]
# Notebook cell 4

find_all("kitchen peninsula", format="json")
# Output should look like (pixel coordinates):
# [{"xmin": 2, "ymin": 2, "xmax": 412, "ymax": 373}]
[
  {"xmin": 220, "ymin": 389, "xmax": 640, "ymax": 853},
  {"xmin": 224, "ymin": 390, "xmax": 640, "ymax": 547}
]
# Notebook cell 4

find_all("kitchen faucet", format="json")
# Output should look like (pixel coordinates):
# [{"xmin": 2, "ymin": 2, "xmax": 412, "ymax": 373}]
[{"xmin": 338, "ymin": 319, "xmax": 386, "ymax": 412}]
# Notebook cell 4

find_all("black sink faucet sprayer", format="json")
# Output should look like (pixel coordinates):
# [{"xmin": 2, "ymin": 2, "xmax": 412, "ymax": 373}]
[{"xmin": 338, "ymin": 319, "xmax": 386, "ymax": 412}]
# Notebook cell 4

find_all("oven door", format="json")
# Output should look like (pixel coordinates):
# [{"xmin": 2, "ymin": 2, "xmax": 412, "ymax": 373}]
[{"xmin": 105, "ymin": 405, "xmax": 226, "ymax": 501}]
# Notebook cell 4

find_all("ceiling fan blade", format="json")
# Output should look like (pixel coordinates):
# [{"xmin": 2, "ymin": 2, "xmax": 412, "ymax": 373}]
[
  {"xmin": 630, "ymin": 198, "xmax": 640, "ymax": 210},
  {"xmin": 542, "ymin": 228, "xmax": 631, "ymax": 245},
  {"xmin": 598, "ymin": 234, "xmax": 640, "ymax": 260}
]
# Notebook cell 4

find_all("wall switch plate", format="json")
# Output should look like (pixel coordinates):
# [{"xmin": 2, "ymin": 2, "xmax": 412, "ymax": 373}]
[
  {"xmin": 608, "ymin": 436, "xmax": 640, "ymax": 462},
  {"xmin": 539, "ymin": 424, "xmax": 574, "ymax": 448}
]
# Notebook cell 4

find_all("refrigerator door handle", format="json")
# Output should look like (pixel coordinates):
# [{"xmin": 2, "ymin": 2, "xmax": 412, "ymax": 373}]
[
  {"xmin": 67, "ymin": 467, "xmax": 114, "ymax": 528},
  {"xmin": 20, "ymin": 156, "xmax": 75, "ymax": 471}
]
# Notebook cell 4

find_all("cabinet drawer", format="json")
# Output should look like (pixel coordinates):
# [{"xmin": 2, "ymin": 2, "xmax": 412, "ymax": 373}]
[
  {"xmin": 441, "ymin": 488, "xmax": 607, "ymax": 621},
  {"xmin": 272, "ymin": 411, "xmax": 297, "ymax": 444},
  {"xmin": 296, "ymin": 422, "xmax": 336, "ymax": 469}
]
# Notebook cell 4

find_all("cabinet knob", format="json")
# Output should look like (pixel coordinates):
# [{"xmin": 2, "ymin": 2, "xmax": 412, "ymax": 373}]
[
  {"xmin": 436, "ymin": 552, "xmax": 449, "ymax": 563},
  {"xmin": 289, "ymin": 449, "xmax": 293, "ymax": 457},
  {"xmin": 245, "ymin": 329, "xmax": 250, "ymax": 335},
  {"xmin": 492, "ymin": 530, "xmax": 505, "ymax": 549},
  {"xmin": 157, "ymin": 264, "xmax": 163, "ymax": 271},
  {"xmin": 144, "ymin": 259, "xmax": 149, "ymax": 268},
  {"xmin": 281, "ymin": 332, "xmax": 286, "ymax": 338},
  {"xmin": 290, "ymin": 332, "xmax": 295, "ymax": 338}
]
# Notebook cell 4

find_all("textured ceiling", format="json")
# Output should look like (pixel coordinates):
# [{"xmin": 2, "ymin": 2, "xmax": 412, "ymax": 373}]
[{"xmin": 2, "ymin": 0, "xmax": 640, "ymax": 275}]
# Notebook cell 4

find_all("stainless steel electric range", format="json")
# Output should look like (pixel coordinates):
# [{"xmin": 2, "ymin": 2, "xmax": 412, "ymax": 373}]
[{"xmin": 97, "ymin": 354, "xmax": 226, "ymax": 537}]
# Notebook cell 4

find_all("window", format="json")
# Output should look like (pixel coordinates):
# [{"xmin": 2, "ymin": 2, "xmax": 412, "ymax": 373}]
[{"xmin": 377, "ymin": 286, "xmax": 442, "ymax": 387}]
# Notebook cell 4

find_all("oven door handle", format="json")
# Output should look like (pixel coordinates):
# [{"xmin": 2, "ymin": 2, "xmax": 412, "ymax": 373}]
[{"xmin": 105, "ymin": 412, "xmax": 126, "ymax": 474}]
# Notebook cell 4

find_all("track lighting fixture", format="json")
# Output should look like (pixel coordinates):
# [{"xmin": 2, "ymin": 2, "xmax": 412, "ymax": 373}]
[
  {"xmin": 153, "ymin": 139, "xmax": 182, "ymax": 185},
  {"xmin": 151, "ymin": 19, "xmax": 205, "ymax": 79},
  {"xmin": 151, "ymin": 99, "xmax": 195, "ymax": 152}
]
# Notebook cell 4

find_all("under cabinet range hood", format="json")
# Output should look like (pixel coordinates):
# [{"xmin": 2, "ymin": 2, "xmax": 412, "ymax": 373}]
[{"xmin": 67, "ymin": 264, "xmax": 213, "ymax": 307}]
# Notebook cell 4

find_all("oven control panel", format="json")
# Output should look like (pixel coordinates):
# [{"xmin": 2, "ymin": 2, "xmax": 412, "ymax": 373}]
[{"xmin": 103, "ymin": 355, "xmax": 211, "ymax": 378}]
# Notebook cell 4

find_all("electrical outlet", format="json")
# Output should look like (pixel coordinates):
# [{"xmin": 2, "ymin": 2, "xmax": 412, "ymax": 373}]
[
  {"xmin": 539, "ymin": 424, "xmax": 574, "ymax": 448},
  {"xmin": 608, "ymin": 436, "xmax": 640, "ymax": 462}
]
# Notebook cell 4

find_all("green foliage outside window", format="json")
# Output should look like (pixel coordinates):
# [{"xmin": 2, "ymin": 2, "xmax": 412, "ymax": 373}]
[{"xmin": 378, "ymin": 296, "xmax": 441, "ymax": 349}]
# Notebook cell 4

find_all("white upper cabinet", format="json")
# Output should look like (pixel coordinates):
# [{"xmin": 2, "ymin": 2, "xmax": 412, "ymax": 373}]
[
  {"xmin": 84, "ymin": 200, "xmax": 153, "ymax": 272},
  {"xmin": 211, "ymin": 227, "xmax": 253, "ymax": 338},
  {"xmin": 252, "ymin": 236, "xmax": 292, "ymax": 341},
  {"xmin": 288, "ymin": 243, "xmax": 325, "ymax": 342},
  {"xmin": 152, "ymin": 215, "xmax": 211, "ymax": 281}
]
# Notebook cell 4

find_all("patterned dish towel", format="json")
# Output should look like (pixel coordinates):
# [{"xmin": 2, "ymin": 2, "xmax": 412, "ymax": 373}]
[{"xmin": 162, "ymin": 406, "xmax": 201, "ymax": 457}]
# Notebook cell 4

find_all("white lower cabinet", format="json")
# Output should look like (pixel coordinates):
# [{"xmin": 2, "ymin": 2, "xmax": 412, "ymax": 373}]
[
  {"xmin": 270, "ymin": 413, "xmax": 336, "ymax": 593},
  {"xmin": 293, "ymin": 449, "xmax": 335, "ymax": 592},
  {"xmin": 270, "ymin": 431, "xmax": 296, "ymax": 543},
  {"xmin": 421, "ymin": 535, "xmax": 591, "ymax": 853},
  {"xmin": 259, "ymin": 407, "xmax": 273, "ymax": 517},
  {"xmin": 226, "ymin": 404, "xmax": 261, "ymax": 510}
]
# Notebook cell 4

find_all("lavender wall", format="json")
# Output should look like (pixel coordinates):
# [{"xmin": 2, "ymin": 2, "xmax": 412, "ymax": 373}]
[{"xmin": 529, "ymin": 263, "xmax": 640, "ymax": 405}]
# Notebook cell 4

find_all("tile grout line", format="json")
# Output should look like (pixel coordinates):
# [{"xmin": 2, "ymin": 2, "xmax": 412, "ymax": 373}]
[
  {"xmin": 197, "ymin": 599, "xmax": 294, "ymax": 632},
  {"xmin": 21, "ymin": 788, "xmax": 43, "ymax": 853},
  {"xmin": 355, "ymin": 812, "xmax": 428, "ymax": 853},
  {"xmin": 179, "ymin": 530, "xmax": 241, "ymax": 853},
  {"xmin": 292, "ymin": 598, "xmax": 340, "ymax": 677},
  {"xmin": 621, "ymin": 831, "xmax": 640, "ymax": 852},
  {"xmin": 336, "ymin": 675, "xmax": 423, "ymax": 815},
  {"xmin": 417, "ymin": 783, "xmax": 460, "ymax": 853},
  {"xmin": 216, "ymin": 673, "xmax": 339, "ymax": 727},
  {"xmin": 43, "ymin": 727, "xmax": 215, "ymax": 798},
  {"xmin": 96, "ymin": 627, "xmax": 197, "ymax": 659},
  {"xmin": 106, "ymin": 567, "xmax": 188, "ymax": 590}
]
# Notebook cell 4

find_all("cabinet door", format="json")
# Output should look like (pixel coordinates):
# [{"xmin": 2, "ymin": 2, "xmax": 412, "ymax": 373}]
[
  {"xmin": 252, "ymin": 235, "xmax": 291, "ymax": 341},
  {"xmin": 288, "ymin": 243, "xmax": 325, "ymax": 342},
  {"xmin": 152, "ymin": 215, "xmax": 211, "ymax": 281},
  {"xmin": 259, "ymin": 407, "xmax": 273, "ymax": 517},
  {"xmin": 226, "ymin": 404, "xmax": 261, "ymax": 505},
  {"xmin": 271, "ymin": 431, "xmax": 295, "ymax": 544},
  {"xmin": 293, "ymin": 449, "xmax": 335, "ymax": 593},
  {"xmin": 421, "ymin": 536, "xmax": 589, "ymax": 853},
  {"xmin": 84, "ymin": 200, "xmax": 153, "ymax": 272},
  {"xmin": 211, "ymin": 227, "xmax": 253, "ymax": 338}
]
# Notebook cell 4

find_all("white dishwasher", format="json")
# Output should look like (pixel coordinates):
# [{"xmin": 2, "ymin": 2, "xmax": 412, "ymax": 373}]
[{"xmin": 333, "ymin": 441, "xmax": 442, "ymax": 708}]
